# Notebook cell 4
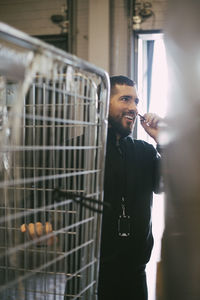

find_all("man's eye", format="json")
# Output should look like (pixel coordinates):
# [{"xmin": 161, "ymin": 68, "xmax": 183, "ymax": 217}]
[
  {"xmin": 121, "ymin": 97, "xmax": 129, "ymax": 101},
  {"xmin": 135, "ymin": 98, "xmax": 139, "ymax": 105}
]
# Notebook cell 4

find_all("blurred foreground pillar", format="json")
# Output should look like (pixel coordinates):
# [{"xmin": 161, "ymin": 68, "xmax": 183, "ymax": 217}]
[{"xmin": 158, "ymin": 0, "xmax": 200, "ymax": 299}]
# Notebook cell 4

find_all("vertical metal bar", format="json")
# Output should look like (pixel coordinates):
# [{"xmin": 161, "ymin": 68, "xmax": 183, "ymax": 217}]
[
  {"xmin": 73, "ymin": 70, "xmax": 78, "ymax": 298},
  {"xmin": 42, "ymin": 78, "xmax": 47, "ymax": 300},
  {"xmin": 23, "ymin": 87, "xmax": 27, "ymax": 300}
]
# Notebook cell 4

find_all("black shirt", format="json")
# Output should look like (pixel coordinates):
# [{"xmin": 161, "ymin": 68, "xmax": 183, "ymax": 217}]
[{"xmin": 100, "ymin": 128, "xmax": 161, "ymax": 266}]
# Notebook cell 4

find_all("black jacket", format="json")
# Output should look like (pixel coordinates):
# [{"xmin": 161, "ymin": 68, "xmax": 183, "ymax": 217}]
[{"xmin": 100, "ymin": 128, "xmax": 161, "ymax": 266}]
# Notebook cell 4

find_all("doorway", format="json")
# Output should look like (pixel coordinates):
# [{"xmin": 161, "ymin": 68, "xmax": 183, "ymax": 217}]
[{"xmin": 133, "ymin": 31, "xmax": 168, "ymax": 300}]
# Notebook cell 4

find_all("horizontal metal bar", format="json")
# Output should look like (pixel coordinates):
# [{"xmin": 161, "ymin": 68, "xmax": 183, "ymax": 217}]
[
  {"xmin": 3, "ymin": 260, "xmax": 97, "ymax": 298},
  {"xmin": 0, "ymin": 258, "xmax": 96, "ymax": 278},
  {"xmin": 0, "ymin": 198, "xmax": 75, "ymax": 225},
  {"xmin": 7, "ymin": 168, "xmax": 85, "ymax": 172},
  {"xmin": 0, "ymin": 145, "xmax": 100, "ymax": 151},
  {"xmin": 72, "ymin": 280, "xmax": 96, "ymax": 300},
  {"xmin": 31, "ymin": 83, "xmax": 97, "ymax": 101},
  {"xmin": 0, "ymin": 189, "xmax": 100, "ymax": 225},
  {"xmin": 0, "ymin": 169, "xmax": 100, "ymax": 188},
  {"xmin": 7, "ymin": 112, "xmax": 99, "ymax": 126},
  {"xmin": 0, "ymin": 239, "xmax": 94, "ymax": 293}
]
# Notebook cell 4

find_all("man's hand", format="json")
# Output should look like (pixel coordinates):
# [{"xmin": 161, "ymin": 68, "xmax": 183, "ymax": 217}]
[
  {"xmin": 20, "ymin": 222, "xmax": 55, "ymax": 246},
  {"xmin": 140, "ymin": 113, "xmax": 162, "ymax": 143}
]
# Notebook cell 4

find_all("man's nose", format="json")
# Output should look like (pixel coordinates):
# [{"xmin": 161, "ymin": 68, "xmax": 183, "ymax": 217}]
[
  {"xmin": 128, "ymin": 100, "xmax": 137, "ymax": 111},
  {"xmin": 128, "ymin": 101, "xmax": 138, "ymax": 114}
]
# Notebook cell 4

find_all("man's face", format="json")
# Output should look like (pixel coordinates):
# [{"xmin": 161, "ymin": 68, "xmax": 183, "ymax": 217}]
[{"xmin": 108, "ymin": 84, "xmax": 139, "ymax": 138}]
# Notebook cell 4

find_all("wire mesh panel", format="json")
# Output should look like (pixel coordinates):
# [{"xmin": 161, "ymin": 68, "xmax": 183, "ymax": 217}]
[{"xmin": 0, "ymin": 23, "xmax": 109, "ymax": 300}]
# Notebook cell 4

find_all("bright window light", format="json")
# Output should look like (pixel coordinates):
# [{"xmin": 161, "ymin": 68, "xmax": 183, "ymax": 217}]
[
  {"xmin": 136, "ymin": 33, "xmax": 167, "ymax": 300},
  {"xmin": 149, "ymin": 38, "xmax": 168, "ymax": 118}
]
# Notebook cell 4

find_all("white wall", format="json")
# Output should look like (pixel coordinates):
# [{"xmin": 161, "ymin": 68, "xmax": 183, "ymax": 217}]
[
  {"xmin": 88, "ymin": 0, "xmax": 110, "ymax": 72},
  {"xmin": 109, "ymin": 0, "xmax": 130, "ymax": 76},
  {"xmin": 76, "ymin": 0, "xmax": 89, "ymax": 61},
  {"xmin": 0, "ymin": 0, "xmax": 66, "ymax": 35}
]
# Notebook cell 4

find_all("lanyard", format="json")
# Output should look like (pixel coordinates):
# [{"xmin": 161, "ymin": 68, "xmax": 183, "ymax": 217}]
[
  {"xmin": 116, "ymin": 139, "xmax": 131, "ymax": 237},
  {"xmin": 118, "ymin": 196, "xmax": 131, "ymax": 237}
]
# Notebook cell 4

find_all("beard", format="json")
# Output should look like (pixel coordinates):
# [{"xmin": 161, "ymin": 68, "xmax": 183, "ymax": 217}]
[{"xmin": 108, "ymin": 115, "xmax": 133, "ymax": 138}]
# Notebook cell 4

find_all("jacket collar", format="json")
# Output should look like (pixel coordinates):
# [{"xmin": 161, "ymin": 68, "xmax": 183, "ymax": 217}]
[{"xmin": 107, "ymin": 127, "xmax": 134, "ymax": 146}]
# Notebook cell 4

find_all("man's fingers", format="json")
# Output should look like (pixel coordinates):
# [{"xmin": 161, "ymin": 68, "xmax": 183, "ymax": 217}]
[
  {"xmin": 45, "ymin": 222, "xmax": 57, "ymax": 246},
  {"xmin": 35, "ymin": 222, "xmax": 44, "ymax": 237},
  {"xmin": 142, "ymin": 113, "xmax": 161, "ymax": 128},
  {"xmin": 45, "ymin": 222, "xmax": 53, "ymax": 234},
  {"xmin": 28, "ymin": 223, "xmax": 37, "ymax": 238},
  {"xmin": 20, "ymin": 222, "xmax": 44, "ymax": 238},
  {"xmin": 20, "ymin": 224, "xmax": 26, "ymax": 233},
  {"xmin": 20, "ymin": 222, "xmax": 55, "ymax": 245},
  {"xmin": 20, "ymin": 223, "xmax": 36, "ymax": 239}
]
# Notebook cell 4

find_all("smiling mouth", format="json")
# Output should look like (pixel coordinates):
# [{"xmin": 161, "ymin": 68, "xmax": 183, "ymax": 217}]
[{"xmin": 124, "ymin": 114, "xmax": 134, "ymax": 121}]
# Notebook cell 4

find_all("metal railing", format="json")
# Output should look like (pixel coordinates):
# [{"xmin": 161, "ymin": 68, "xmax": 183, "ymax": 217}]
[{"xmin": 0, "ymin": 22, "xmax": 110, "ymax": 300}]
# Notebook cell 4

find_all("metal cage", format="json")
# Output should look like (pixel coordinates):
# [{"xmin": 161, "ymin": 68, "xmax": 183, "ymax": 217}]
[{"xmin": 0, "ymin": 23, "xmax": 109, "ymax": 300}]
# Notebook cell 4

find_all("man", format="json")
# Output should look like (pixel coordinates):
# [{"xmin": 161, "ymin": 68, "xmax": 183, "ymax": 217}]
[{"xmin": 98, "ymin": 75, "xmax": 162, "ymax": 300}]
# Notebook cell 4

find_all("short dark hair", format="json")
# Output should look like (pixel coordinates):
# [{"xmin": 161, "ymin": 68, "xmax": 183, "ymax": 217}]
[{"xmin": 110, "ymin": 75, "xmax": 135, "ymax": 90}]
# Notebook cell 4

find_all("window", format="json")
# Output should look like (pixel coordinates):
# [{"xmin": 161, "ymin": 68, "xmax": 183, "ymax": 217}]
[{"xmin": 133, "ymin": 31, "xmax": 167, "ymax": 300}]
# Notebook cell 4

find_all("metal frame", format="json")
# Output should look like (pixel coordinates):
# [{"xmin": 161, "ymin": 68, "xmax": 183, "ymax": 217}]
[{"xmin": 0, "ymin": 22, "xmax": 110, "ymax": 300}]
